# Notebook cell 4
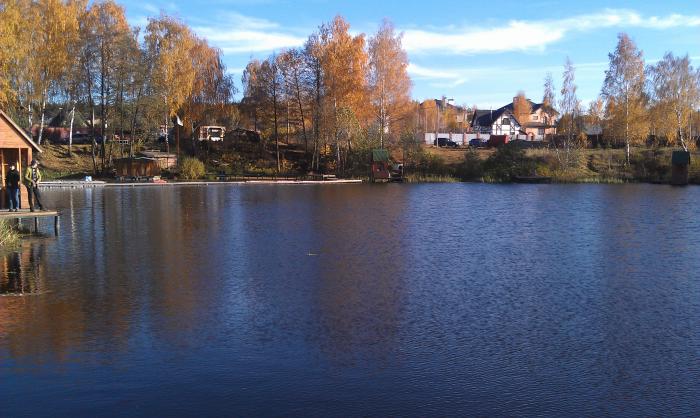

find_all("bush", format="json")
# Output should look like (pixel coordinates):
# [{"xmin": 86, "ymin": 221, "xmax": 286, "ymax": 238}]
[
  {"xmin": 455, "ymin": 148, "xmax": 483, "ymax": 181},
  {"xmin": 483, "ymin": 144, "xmax": 536, "ymax": 182},
  {"xmin": 416, "ymin": 151, "xmax": 452, "ymax": 176},
  {"xmin": 179, "ymin": 157, "xmax": 205, "ymax": 179}
]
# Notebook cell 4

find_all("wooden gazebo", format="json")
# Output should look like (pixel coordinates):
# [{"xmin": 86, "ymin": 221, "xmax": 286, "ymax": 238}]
[{"xmin": 0, "ymin": 110, "xmax": 43, "ymax": 209}]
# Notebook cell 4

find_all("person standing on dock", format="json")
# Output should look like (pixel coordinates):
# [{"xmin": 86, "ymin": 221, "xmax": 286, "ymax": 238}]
[
  {"xmin": 23, "ymin": 160, "xmax": 44, "ymax": 212},
  {"xmin": 5, "ymin": 164, "xmax": 21, "ymax": 212}
]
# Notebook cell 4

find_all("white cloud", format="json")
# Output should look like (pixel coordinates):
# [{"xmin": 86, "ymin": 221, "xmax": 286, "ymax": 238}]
[
  {"xmin": 407, "ymin": 63, "xmax": 461, "ymax": 80},
  {"xmin": 193, "ymin": 13, "xmax": 306, "ymax": 54},
  {"xmin": 402, "ymin": 9, "xmax": 700, "ymax": 55}
]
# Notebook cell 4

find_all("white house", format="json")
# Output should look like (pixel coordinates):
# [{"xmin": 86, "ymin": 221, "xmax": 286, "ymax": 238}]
[{"xmin": 470, "ymin": 107, "xmax": 522, "ymax": 137}]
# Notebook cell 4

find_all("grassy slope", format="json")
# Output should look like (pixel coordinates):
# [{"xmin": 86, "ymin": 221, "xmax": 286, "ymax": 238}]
[
  {"xmin": 422, "ymin": 144, "xmax": 700, "ymax": 184},
  {"xmin": 37, "ymin": 144, "xmax": 96, "ymax": 179}
]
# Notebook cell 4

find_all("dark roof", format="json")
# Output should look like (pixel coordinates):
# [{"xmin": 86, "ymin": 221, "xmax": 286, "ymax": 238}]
[
  {"xmin": 372, "ymin": 149, "xmax": 390, "ymax": 162},
  {"xmin": 471, "ymin": 106, "xmax": 513, "ymax": 128},
  {"xmin": 47, "ymin": 108, "xmax": 89, "ymax": 128},
  {"xmin": 471, "ymin": 100, "xmax": 558, "ymax": 128},
  {"xmin": 672, "ymin": 151, "xmax": 691, "ymax": 165}
]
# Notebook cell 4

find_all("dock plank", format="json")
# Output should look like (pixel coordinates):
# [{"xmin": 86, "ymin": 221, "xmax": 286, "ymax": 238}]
[{"xmin": 0, "ymin": 210, "xmax": 59, "ymax": 220}]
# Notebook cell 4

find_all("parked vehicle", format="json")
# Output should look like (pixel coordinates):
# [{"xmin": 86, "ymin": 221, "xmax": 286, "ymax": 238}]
[
  {"xmin": 469, "ymin": 138, "xmax": 488, "ymax": 148},
  {"xmin": 433, "ymin": 138, "xmax": 459, "ymax": 148},
  {"xmin": 69, "ymin": 133, "xmax": 92, "ymax": 144}
]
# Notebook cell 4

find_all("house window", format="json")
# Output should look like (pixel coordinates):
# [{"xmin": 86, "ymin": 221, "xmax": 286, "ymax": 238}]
[
  {"xmin": 502, "ymin": 117, "xmax": 510, "ymax": 125},
  {"xmin": 538, "ymin": 128, "xmax": 545, "ymax": 135},
  {"xmin": 532, "ymin": 115, "xmax": 539, "ymax": 121}
]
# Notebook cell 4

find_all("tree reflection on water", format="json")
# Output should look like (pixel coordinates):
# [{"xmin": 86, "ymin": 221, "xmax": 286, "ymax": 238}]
[{"xmin": 0, "ymin": 241, "xmax": 47, "ymax": 296}]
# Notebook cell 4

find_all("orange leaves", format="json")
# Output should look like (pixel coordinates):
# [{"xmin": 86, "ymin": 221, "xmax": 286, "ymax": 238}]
[
  {"xmin": 368, "ymin": 19, "xmax": 413, "ymax": 146},
  {"xmin": 145, "ymin": 15, "xmax": 197, "ymax": 116},
  {"xmin": 512, "ymin": 91, "xmax": 532, "ymax": 127},
  {"xmin": 318, "ymin": 16, "xmax": 369, "ymax": 123}
]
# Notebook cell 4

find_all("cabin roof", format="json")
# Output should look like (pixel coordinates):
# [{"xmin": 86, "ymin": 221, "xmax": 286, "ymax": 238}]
[
  {"xmin": 372, "ymin": 149, "xmax": 390, "ymax": 162},
  {"xmin": 0, "ymin": 109, "xmax": 43, "ymax": 153}
]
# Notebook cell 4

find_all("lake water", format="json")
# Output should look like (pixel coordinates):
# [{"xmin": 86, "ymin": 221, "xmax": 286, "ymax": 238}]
[{"xmin": 2, "ymin": 184, "xmax": 700, "ymax": 417}]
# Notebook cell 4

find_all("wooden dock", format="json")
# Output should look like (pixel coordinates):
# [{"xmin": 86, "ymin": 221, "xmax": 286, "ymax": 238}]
[{"xmin": 0, "ymin": 210, "xmax": 60, "ymax": 235}]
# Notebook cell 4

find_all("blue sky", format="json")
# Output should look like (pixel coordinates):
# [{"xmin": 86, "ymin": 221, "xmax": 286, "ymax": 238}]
[{"xmin": 120, "ymin": 0, "xmax": 700, "ymax": 108}]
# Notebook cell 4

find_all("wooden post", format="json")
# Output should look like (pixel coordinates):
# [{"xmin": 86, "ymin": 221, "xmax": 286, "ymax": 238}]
[
  {"xmin": 1, "ymin": 150, "xmax": 5, "ymax": 210},
  {"xmin": 54, "ymin": 215, "xmax": 59, "ymax": 236},
  {"xmin": 17, "ymin": 148, "xmax": 23, "ymax": 209},
  {"xmin": 34, "ymin": 217, "xmax": 38, "ymax": 234}
]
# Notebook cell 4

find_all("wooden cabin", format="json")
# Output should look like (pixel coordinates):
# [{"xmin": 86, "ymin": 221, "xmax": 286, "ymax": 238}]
[
  {"xmin": 371, "ymin": 149, "xmax": 391, "ymax": 182},
  {"xmin": 114, "ymin": 157, "xmax": 161, "ymax": 180},
  {"xmin": 0, "ymin": 110, "xmax": 43, "ymax": 210},
  {"xmin": 671, "ymin": 151, "xmax": 691, "ymax": 186}
]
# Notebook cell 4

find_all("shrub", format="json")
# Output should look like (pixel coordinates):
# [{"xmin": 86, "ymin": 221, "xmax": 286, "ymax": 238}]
[
  {"xmin": 0, "ymin": 220, "xmax": 19, "ymax": 250},
  {"xmin": 455, "ymin": 148, "xmax": 483, "ymax": 181},
  {"xmin": 416, "ymin": 151, "xmax": 451, "ymax": 176},
  {"xmin": 483, "ymin": 144, "xmax": 536, "ymax": 182},
  {"xmin": 179, "ymin": 157, "xmax": 205, "ymax": 179}
]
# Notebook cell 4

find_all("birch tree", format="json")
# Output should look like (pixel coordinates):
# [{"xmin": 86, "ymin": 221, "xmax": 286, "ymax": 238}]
[
  {"xmin": 602, "ymin": 33, "xmax": 648, "ymax": 163},
  {"xmin": 318, "ymin": 16, "xmax": 369, "ymax": 171},
  {"xmin": 649, "ymin": 52, "xmax": 700, "ymax": 151},
  {"xmin": 0, "ymin": 0, "xmax": 27, "ymax": 108},
  {"xmin": 29, "ymin": 0, "xmax": 79, "ymax": 144},
  {"xmin": 557, "ymin": 57, "xmax": 582, "ymax": 167},
  {"xmin": 368, "ymin": 19, "xmax": 412, "ymax": 149},
  {"xmin": 242, "ymin": 59, "xmax": 264, "ymax": 132},
  {"xmin": 145, "ymin": 15, "xmax": 196, "ymax": 155}
]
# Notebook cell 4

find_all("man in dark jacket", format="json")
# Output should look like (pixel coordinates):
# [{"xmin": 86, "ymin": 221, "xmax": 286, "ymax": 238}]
[
  {"xmin": 5, "ymin": 164, "xmax": 21, "ymax": 212},
  {"xmin": 23, "ymin": 159, "xmax": 44, "ymax": 212}
]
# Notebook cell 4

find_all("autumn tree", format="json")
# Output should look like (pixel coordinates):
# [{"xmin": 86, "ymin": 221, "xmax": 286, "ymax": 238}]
[
  {"xmin": 585, "ymin": 96, "xmax": 605, "ymax": 145},
  {"xmin": 648, "ymin": 52, "xmax": 700, "ymax": 150},
  {"xmin": 145, "ymin": 14, "xmax": 196, "ymax": 154},
  {"xmin": 242, "ymin": 59, "xmax": 264, "ymax": 132},
  {"xmin": 278, "ymin": 49, "xmax": 311, "ymax": 152},
  {"xmin": 602, "ymin": 33, "xmax": 649, "ymax": 163},
  {"xmin": 259, "ymin": 55, "xmax": 283, "ymax": 172},
  {"xmin": 543, "ymin": 73, "xmax": 556, "ymax": 114},
  {"xmin": 79, "ymin": 0, "xmax": 134, "ymax": 166},
  {"xmin": 554, "ymin": 57, "xmax": 583, "ymax": 167},
  {"xmin": 318, "ymin": 16, "xmax": 369, "ymax": 172},
  {"xmin": 28, "ymin": 0, "xmax": 80, "ymax": 144},
  {"xmin": 512, "ymin": 91, "xmax": 532, "ymax": 129},
  {"xmin": 368, "ymin": 19, "xmax": 412, "ymax": 148},
  {"xmin": 0, "ymin": 0, "xmax": 28, "ymax": 109},
  {"xmin": 304, "ymin": 33, "xmax": 324, "ymax": 170},
  {"xmin": 184, "ymin": 35, "xmax": 236, "ymax": 144}
]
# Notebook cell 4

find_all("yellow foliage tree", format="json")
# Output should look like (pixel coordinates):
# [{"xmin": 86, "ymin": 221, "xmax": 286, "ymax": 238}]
[
  {"xmin": 28, "ymin": 0, "xmax": 80, "ymax": 144},
  {"xmin": 368, "ymin": 19, "xmax": 412, "ymax": 148},
  {"xmin": 319, "ymin": 18, "xmax": 368, "ymax": 131},
  {"xmin": 602, "ymin": 33, "xmax": 649, "ymax": 163},
  {"xmin": 512, "ymin": 91, "xmax": 532, "ymax": 129},
  {"xmin": 145, "ymin": 14, "xmax": 196, "ymax": 153}
]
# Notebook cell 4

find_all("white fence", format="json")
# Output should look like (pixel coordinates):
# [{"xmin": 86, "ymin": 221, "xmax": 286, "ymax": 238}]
[{"xmin": 424, "ymin": 133, "xmax": 546, "ymax": 145}]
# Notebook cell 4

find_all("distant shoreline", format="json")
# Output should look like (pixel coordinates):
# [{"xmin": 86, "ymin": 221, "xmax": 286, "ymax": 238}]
[{"xmin": 38, "ymin": 179, "xmax": 364, "ymax": 189}]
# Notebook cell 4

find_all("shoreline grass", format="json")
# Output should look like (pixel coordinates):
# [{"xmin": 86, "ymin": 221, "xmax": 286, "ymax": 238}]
[{"xmin": 0, "ymin": 219, "xmax": 20, "ymax": 252}]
